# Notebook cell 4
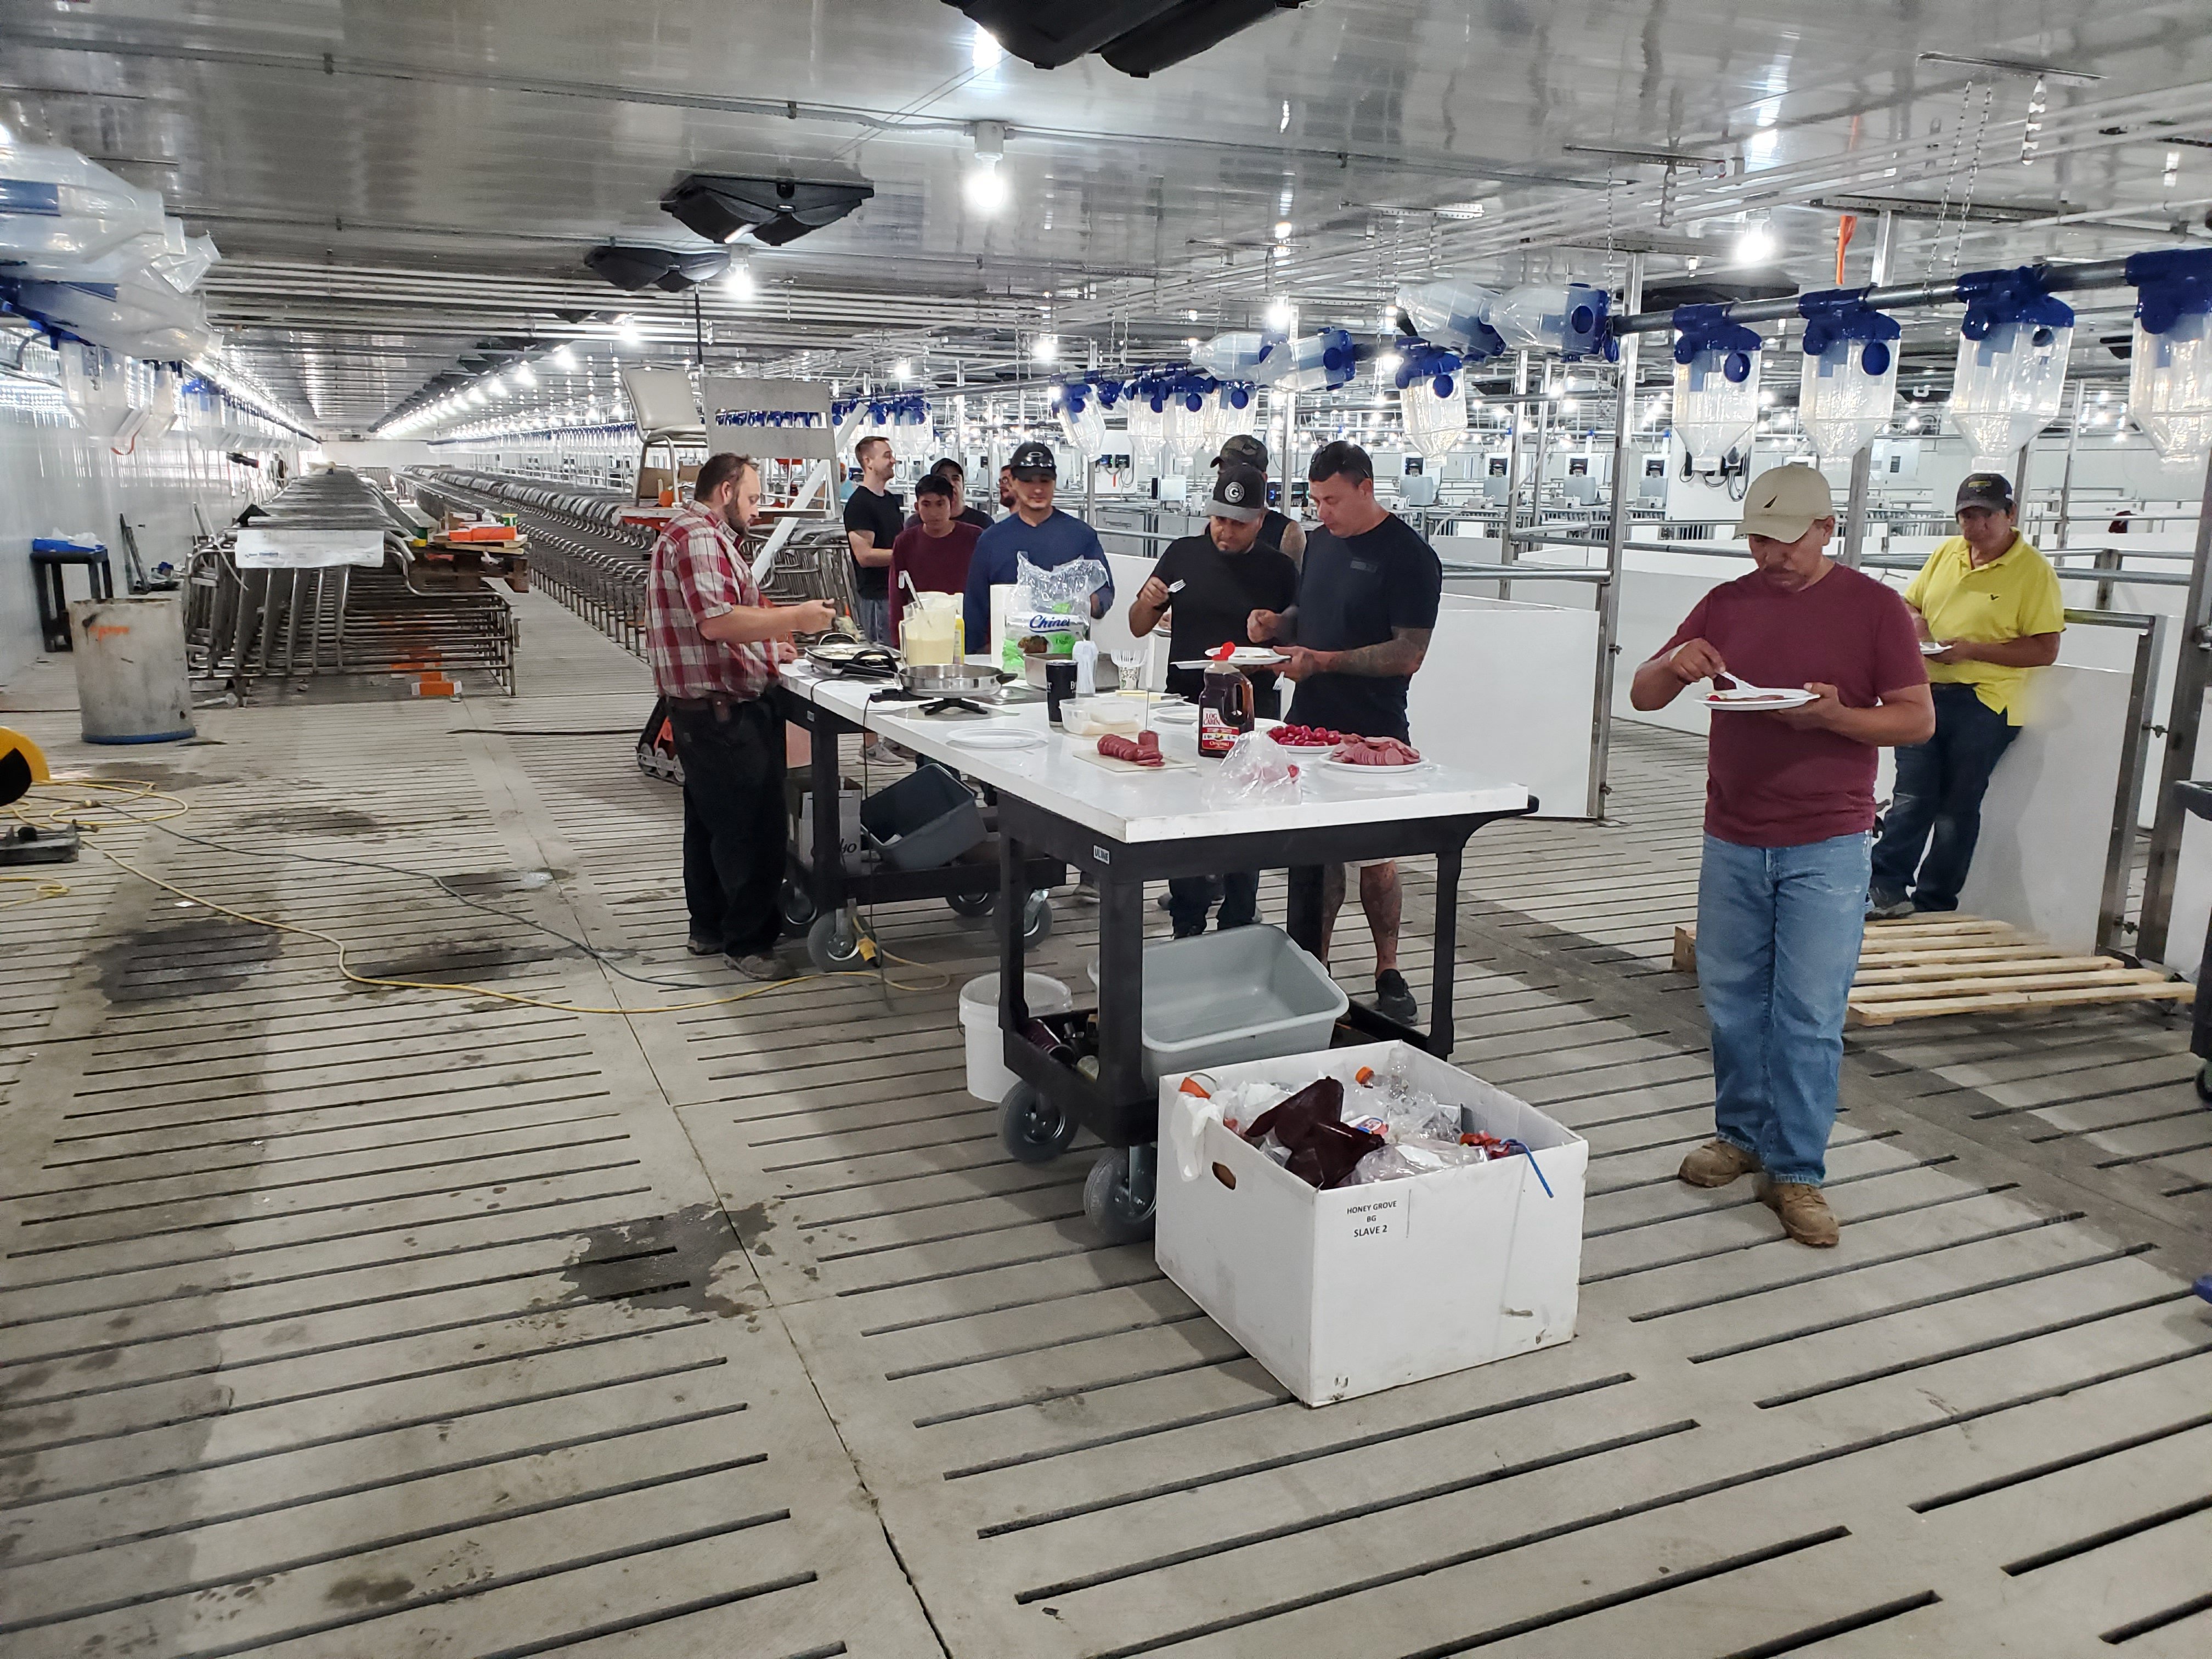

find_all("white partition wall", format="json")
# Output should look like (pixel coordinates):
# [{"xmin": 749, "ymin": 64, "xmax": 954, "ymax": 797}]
[{"xmin": 1407, "ymin": 595, "xmax": 1598, "ymax": 819}]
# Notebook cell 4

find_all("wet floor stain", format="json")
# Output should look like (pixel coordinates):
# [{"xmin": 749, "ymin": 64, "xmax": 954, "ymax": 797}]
[{"xmin": 558, "ymin": 1204, "xmax": 754, "ymax": 1318}]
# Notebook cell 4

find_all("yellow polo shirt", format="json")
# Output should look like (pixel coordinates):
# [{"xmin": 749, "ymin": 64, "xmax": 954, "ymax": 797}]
[{"xmin": 1902, "ymin": 533, "xmax": 2066, "ymax": 724}]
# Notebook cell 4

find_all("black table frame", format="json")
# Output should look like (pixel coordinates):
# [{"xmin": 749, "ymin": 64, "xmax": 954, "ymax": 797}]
[
  {"xmin": 995, "ymin": 793, "xmax": 1538, "ymax": 1151},
  {"xmin": 773, "ymin": 681, "xmax": 1065, "ymax": 924}
]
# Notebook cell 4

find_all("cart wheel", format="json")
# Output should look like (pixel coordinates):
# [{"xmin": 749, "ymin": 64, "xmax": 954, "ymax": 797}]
[
  {"xmin": 999, "ymin": 1081, "xmax": 1076, "ymax": 1165},
  {"xmin": 806, "ymin": 911, "xmax": 866, "ymax": 973},
  {"xmin": 1084, "ymin": 1148, "xmax": 1156, "ymax": 1244},
  {"xmin": 1022, "ymin": 892, "xmax": 1053, "ymax": 946},
  {"xmin": 2196, "ymin": 1060, "xmax": 2212, "ymax": 1104},
  {"xmin": 946, "ymin": 889, "xmax": 997, "ymax": 920},
  {"xmin": 781, "ymin": 879, "xmax": 817, "ymax": 932}
]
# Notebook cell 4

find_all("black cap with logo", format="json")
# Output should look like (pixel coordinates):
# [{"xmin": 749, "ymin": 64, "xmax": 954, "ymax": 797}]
[
  {"xmin": 1008, "ymin": 441, "xmax": 1057, "ymax": 479},
  {"xmin": 1955, "ymin": 471, "xmax": 2015, "ymax": 512},
  {"xmin": 1207, "ymin": 460, "xmax": 1268, "ymax": 523},
  {"xmin": 1214, "ymin": 433, "xmax": 1268, "ymax": 471}
]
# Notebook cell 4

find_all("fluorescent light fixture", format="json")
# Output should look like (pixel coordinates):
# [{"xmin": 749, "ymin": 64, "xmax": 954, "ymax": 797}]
[
  {"xmin": 550, "ymin": 345, "xmax": 579, "ymax": 371},
  {"xmin": 466, "ymin": 387, "xmax": 487, "ymax": 405},
  {"xmin": 894, "ymin": 358, "xmax": 912, "ymax": 380},
  {"xmin": 725, "ymin": 259, "xmax": 757, "ymax": 301},
  {"xmin": 615, "ymin": 315, "xmax": 641, "ymax": 343},
  {"xmin": 488, "ymin": 375, "xmax": 507, "ymax": 396},
  {"xmin": 1265, "ymin": 296, "xmax": 1294, "ymax": 330},
  {"xmin": 1031, "ymin": 334, "xmax": 1059, "ymax": 364},
  {"xmin": 972, "ymin": 24, "xmax": 1002, "ymax": 71},
  {"xmin": 513, "ymin": 362, "xmax": 537, "ymax": 387}
]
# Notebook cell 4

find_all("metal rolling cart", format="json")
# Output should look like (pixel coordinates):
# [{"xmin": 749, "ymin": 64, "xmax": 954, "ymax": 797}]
[
  {"xmin": 992, "ymin": 788, "xmax": 1538, "ymax": 1241},
  {"xmin": 773, "ymin": 669, "xmax": 1066, "ymax": 972}
]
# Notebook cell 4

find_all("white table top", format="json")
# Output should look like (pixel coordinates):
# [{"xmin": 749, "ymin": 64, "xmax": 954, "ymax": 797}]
[{"xmin": 781, "ymin": 665, "xmax": 1531, "ymax": 844}]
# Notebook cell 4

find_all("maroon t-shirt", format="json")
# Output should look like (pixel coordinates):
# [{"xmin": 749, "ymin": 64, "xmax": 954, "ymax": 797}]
[
  {"xmin": 1657, "ymin": 563, "xmax": 1927, "ymax": 848},
  {"xmin": 888, "ymin": 521, "xmax": 980, "ymax": 635}
]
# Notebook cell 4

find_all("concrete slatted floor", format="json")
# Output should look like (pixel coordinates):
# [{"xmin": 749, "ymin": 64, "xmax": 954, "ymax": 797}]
[{"xmin": 3, "ymin": 591, "xmax": 2208, "ymax": 1658}]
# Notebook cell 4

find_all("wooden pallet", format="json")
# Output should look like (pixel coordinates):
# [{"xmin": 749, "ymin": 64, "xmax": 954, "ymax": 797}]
[{"xmin": 1672, "ymin": 913, "xmax": 2194, "ymax": 1026}]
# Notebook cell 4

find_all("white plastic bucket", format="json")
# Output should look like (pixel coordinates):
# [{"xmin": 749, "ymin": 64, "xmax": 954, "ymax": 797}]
[
  {"xmin": 959, "ymin": 972, "xmax": 1072, "ymax": 1102},
  {"xmin": 69, "ymin": 595, "xmax": 194, "ymax": 744}
]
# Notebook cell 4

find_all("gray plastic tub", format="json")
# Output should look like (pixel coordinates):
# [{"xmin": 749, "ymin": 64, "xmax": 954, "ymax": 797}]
[{"xmin": 1138, "ymin": 924, "xmax": 1348, "ymax": 1079}]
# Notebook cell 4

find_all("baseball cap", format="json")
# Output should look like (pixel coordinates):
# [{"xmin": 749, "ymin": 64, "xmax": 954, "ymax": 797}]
[
  {"xmin": 1008, "ymin": 441, "xmax": 1057, "ymax": 479},
  {"xmin": 1206, "ymin": 460, "xmax": 1268, "ymax": 523},
  {"xmin": 1214, "ymin": 433, "xmax": 1268, "ymax": 471},
  {"xmin": 1956, "ymin": 471, "xmax": 2015, "ymax": 512},
  {"xmin": 1735, "ymin": 464, "xmax": 1835, "ymax": 542}
]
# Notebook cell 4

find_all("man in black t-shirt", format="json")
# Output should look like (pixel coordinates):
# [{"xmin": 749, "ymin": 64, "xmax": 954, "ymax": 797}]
[
  {"xmin": 1249, "ymin": 441, "xmax": 1442, "ymax": 1026},
  {"xmin": 1131, "ymin": 461, "xmax": 1298, "ymax": 938},
  {"xmin": 842, "ymin": 435, "xmax": 903, "ymax": 642}
]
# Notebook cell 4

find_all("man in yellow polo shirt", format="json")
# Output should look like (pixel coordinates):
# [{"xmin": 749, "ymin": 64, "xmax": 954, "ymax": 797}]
[{"xmin": 1869, "ymin": 471, "xmax": 2065, "ymax": 917}]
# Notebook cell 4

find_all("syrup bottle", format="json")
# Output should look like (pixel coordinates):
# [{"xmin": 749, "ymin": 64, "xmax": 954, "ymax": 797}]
[{"xmin": 1198, "ymin": 651, "xmax": 1254, "ymax": 759}]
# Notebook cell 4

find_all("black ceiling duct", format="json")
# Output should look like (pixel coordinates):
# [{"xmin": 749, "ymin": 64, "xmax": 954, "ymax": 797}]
[
  {"xmin": 662, "ymin": 174, "xmax": 874, "ymax": 246},
  {"xmin": 1640, "ymin": 274, "xmax": 1800, "ymax": 311},
  {"xmin": 584, "ymin": 245, "xmax": 727, "ymax": 291},
  {"xmin": 1101, "ymin": 0, "xmax": 1304, "ymax": 76},
  {"xmin": 944, "ymin": 0, "xmax": 1302, "ymax": 75}
]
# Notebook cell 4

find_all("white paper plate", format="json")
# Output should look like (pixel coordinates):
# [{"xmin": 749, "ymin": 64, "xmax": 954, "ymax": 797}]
[
  {"xmin": 944, "ymin": 725, "xmax": 1047, "ymax": 749},
  {"xmin": 1919, "ymin": 640, "xmax": 1948, "ymax": 656},
  {"xmin": 1149, "ymin": 703, "xmax": 1199, "ymax": 725},
  {"xmin": 1171, "ymin": 648, "xmax": 1284, "ymax": 669},
  {"xmin": 1703, "ymin": 688, "xmax": 1816, "ymax": 710},
  {"xmin": 1310, "ymin": 752, "xmax": 1436, "ymax": 777}
]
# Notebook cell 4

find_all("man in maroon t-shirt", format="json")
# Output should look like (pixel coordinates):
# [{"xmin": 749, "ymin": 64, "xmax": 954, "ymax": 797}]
[
  {"xmin": 1630, "ymin": 465, "xmax": 1932, "ymax": 1248},
  {"xmin": 888, "ymin": 473, "xmax": 981, "ymax": 640}
]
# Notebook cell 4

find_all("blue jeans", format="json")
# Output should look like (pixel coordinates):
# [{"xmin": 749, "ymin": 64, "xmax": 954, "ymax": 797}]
[
  {"xmin": 1869, "ymin": 683, "xmax": 2018, "ymax": 912},
  {"xmin": 855, "ymin": 595, "xmax": 892, "ymax": 646},
  {"xmin": 1697, "ymin": 831, "xmax": 1870, "ymax": 1186}
]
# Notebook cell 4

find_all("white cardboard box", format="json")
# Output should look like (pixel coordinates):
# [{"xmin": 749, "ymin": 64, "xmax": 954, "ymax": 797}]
[{"xmin": 1155, "ymin": 1041, "xmax": 1587, "ymax": 1406}]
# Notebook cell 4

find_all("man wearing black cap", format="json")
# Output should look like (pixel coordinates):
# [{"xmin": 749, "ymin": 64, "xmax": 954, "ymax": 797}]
[
  {"xmin": 1869, "ymin": 471, "xmax": 2065, "ymax": 917},
  {"xmin": 962, "ymin": 441, "xmax": 1114, "ymax": 652},
  {"xmin": 1214, "ymin": 435, "xmax": 1306, "ymax": 564},
  {"xmin": 1130, "ymin": 459, "xmax": 1299, "ymax": 937}
]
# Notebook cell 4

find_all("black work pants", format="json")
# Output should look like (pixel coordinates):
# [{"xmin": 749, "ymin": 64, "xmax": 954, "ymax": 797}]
[{"xmin": 669, "ymin": 698, "xmax": 786, "ymax": 953}]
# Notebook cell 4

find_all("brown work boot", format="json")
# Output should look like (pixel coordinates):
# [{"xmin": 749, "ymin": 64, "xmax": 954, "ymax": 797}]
[
  {"xmin": 1759, "ymin": 1181, "xmax": 1840, "ymax": 1248},
  {"xmin": 1678, "ymin": 1139, "xmax": 1761, "ymax": 1188}
]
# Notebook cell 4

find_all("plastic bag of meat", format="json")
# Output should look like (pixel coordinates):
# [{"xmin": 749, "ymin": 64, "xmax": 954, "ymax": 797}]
[{"xmin": 1202, "ymin": 730, "xmax": 1301, "ymax": 810}]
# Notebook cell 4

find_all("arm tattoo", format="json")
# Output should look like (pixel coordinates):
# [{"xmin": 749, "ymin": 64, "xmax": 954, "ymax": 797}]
[{"xmin": 1324, "ymin": 626, "xmax": 1431, "ymax": 677}]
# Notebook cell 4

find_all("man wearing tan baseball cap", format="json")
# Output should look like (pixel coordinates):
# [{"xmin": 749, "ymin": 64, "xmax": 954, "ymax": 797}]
[{"xmin": 1629, "ymin": 464, "xmax": 1934, "ymax": 1248}]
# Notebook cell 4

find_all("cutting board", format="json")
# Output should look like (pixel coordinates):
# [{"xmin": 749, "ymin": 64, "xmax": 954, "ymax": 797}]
[{"xmin": 1069, "ymin": 744, "xmax": 1194, "ymax": 775}]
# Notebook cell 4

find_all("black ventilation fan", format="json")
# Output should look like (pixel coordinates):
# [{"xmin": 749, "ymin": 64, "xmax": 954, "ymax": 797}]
[
  {"xmin": 662, "ymin": 174, "xmax": 874, "ymax": 247},
  {"xmin": 944, "ymin": 0, "xmax": 1304, "ymax": 76},
  {"xmin": 585, "ymin": 245, "xmax": 730, "ymax": 292}
]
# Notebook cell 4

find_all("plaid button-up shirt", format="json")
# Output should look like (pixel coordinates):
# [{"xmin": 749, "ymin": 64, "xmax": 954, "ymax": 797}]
[{"xmin": 645, "ymin": 502, "xmax": 775, "ymax": 701}]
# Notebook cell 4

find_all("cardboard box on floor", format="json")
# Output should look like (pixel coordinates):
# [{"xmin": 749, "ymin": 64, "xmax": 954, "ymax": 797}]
[{"xmin": 1156, "ymin": 1041, "xmax": 1587, "ymax": 1406}]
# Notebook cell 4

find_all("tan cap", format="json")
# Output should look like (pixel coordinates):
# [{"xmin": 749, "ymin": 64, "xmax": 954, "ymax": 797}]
[{"xmin": 1735, "ymin": 464, "xmax": 1835, "ymax": 542}]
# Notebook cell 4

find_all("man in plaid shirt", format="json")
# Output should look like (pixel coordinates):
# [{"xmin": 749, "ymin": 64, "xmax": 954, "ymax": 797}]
[{"xmin": 647, "ymin": 452, "xmax": 833, "ymax": 977}]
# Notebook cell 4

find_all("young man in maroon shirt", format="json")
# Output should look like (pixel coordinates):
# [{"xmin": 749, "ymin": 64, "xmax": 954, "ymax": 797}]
[
  {"xmin": 888, "ymin": 473, "xmax": 980, "ymax": 639},
  {"xmin": 1630, "ymin": 465, "xmax": 1933, "ymax": 1247}
]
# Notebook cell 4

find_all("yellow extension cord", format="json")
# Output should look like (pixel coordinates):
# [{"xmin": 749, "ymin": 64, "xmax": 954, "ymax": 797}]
[{"xmin": 8, "ymin": 777, "xmax": 951, "ymax": 1013}]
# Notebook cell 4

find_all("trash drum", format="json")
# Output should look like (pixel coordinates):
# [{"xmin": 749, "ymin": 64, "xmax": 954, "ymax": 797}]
[
  {"xmin": 960, "ymin": 972, "xmax": 1072, "ymax": 1102},
  {"xmin": 69, "ymin": 595, "xmax": 194, "ymax": 744}
]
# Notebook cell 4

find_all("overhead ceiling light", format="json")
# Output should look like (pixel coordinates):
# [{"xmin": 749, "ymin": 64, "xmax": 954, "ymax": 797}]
[
  {"xmin": 1279, "ymin": 99, "xmax": 1291, "ymax": 133},
  {"xmin": 894, "ymin": 358, "xmax": 913, "ymax": 380},
  {"xmin": 1031, "ymin": 334, "xmax": 1059, "ymax": 364},
  {"xmin": 971, "ymin": 23, "xmax": 1003, "ymax": 70},
  {"xmin": 1734, "ymin": 217, "xmax": 1776, "ymax": 264},
  {"xmin": 1265, "ymin": 296, "xmax": 1295, "ymax": 331},
  {"xmin": 614, "ymin": 315, "xmax": 641, "ymax": 343},
  {"xmin": 1434, "ymin": 201, "xmax": 1488, "ymax": 221},
  {"xmin": 549, "ymin": 345, "xmax": 578, "ymax": 371},
  {"xmin": 1376, "ymin": 350, "xmax": 1402, "ymax": 376},
  {"xmin": 466, "ymin": 387, "xmax": 487, "ymax": 406},
  {"xmin": 513, "ymin": 361, "xmax": 537, "ymax": 388},
  {"xmin": 1917, "ymin": 50, "xmax": 2101, "ymax": 84},
  {"xmin": 967, "ymin": 121, "xmax": 1008, "ymax": 215},
  {"xmin": 1273, "ymin": 219, "xmax": 1293, "ymax": 241},
  {"xmin": 725, "ymin": 259, "xmax": 757, "ymax": 301}
]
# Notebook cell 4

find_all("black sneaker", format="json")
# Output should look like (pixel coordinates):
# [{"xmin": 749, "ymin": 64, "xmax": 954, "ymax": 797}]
[
  {"xmin": 1374, "ymin": 969, "xmax": 1418, "ymax": 1025},
  {"xmin": 685, "ymin": 931, "xmax": 726, "ymax": 956},
  {"xmin": 1866, "ymin": 887, "xmax": 1915, "ymax": 921}
]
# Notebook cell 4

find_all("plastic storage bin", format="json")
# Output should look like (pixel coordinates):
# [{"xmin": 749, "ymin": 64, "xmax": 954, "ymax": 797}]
[
  {"xmin": 1138, "ymin": 924, "xmax": 1348, "ymax": 1077},
  {"xmin": 960, "ymin": 972, "xmax": 1074, "ymax": 1101},
  {"xmin": 859, "ymin": 761, "xmax": 985, "ymax": 871},
  {"xmin": 1156, "ymin": 1041, "xmax": 1588, "ymax": 1404}
]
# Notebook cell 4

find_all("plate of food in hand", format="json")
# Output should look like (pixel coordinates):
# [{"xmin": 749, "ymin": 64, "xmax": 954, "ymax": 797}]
[
  {"xmin": 1171, "ymin": 646, "xmax": 1285, "ymax": 670},
  {"xmin": 1702, "ymin": 685, "xmax": 1816, "ymax": 710},
  {"xmin": 1919, "ymin": 640, "xmax": 1949, "ymax": 656}
]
